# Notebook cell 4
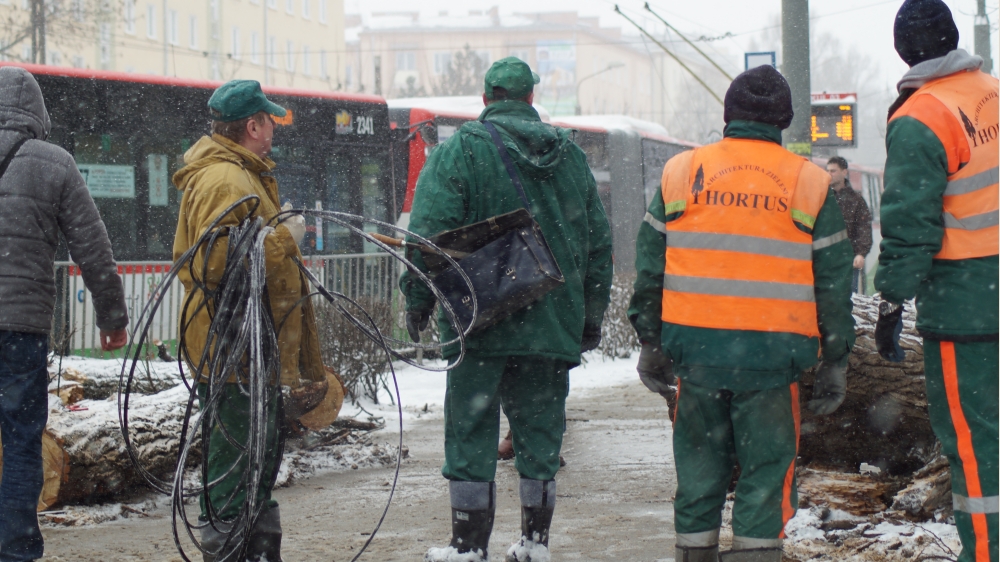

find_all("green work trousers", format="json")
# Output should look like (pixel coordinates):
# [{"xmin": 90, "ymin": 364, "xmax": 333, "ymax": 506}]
[
  {"xmin": 924, "ymin": 340, "xmax": 999, "ymax": 562},
  {"xmin": 442, "ymin": 353, "xmax": 569, "ymax": 482},
  {"xmin": 672, "ymin": 379, "xmax": 799, "ymax": 544},
  {"xmin": 197, "ymin": 383, "xmax": 281, "ymax": 520}
]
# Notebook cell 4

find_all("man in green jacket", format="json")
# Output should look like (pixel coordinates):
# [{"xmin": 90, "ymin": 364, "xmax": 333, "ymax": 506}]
[
  {"xmin": 876, "ymin": 1, "xmax": 998, "ymax": 560},
  {"xmin": 400, "ymin": 57, "xmax": 613, "ymax": 562},
  {"xmin": 629, "ymin": 66, "xmax": 855, "ymax": 562}
]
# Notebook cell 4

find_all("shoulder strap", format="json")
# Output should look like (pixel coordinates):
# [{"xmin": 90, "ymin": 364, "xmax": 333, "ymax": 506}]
[
  {"xmin": 0, "ymin": 138, "xmax": 30, "ymax": 184},
  {"xmin": 481, "ymin": 120, "xmax": 533, "ymax": 214}
]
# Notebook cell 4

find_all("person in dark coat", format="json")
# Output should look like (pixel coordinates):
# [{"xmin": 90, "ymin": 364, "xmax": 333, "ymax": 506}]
[
  {"xmin": 826, "ymin": 156, "xmax": 873, "ymax": 293},
  {"xmin": 0, "ymin": 66, "xmax": 128, "ymax": 562}
]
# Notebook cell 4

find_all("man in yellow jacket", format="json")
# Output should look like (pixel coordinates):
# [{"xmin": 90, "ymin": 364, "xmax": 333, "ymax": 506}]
[{"xmin": 172, "ymin": 80, "xmax": 333, "ymax": 562}]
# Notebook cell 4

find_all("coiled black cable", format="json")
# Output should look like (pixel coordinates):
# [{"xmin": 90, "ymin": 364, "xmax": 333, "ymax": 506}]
[{"xmin": 118, "ymin": 197, "xmax": 477, "ymax": 562}]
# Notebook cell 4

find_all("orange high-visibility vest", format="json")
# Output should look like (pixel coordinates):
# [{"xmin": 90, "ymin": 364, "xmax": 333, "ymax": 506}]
[
  {"xmin": 659, "ymin": 138, "xmax": 831, "ymax": 337},
  {"xmin": 890, "ymin": 69, "xmax": 999, "ymax": 260}
]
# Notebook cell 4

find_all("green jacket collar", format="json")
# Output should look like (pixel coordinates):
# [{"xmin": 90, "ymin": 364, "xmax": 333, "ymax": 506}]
[
  {"xmin": 723, "ymin": 120, "xmax": 782, "ymax": 145},
  {"xmin": 478, "ymin": 100, "xmax": 541, "ymax": 122}
]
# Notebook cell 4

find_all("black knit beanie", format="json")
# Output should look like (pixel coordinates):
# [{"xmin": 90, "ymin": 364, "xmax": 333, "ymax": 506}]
[
  {"xmin": 723, "ymin": 65, "xmax": 794, "ymax": 130},
  {"xmin": 894, "ymin": 0, "xmax": 959, "ymax": 67}
]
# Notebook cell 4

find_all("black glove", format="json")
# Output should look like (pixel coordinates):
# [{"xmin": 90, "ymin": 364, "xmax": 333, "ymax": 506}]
[
  {"xmin": 406, "ymin": 309, "xmax": 431, "ymax": 343},
  {"xmin": 581, "ymin": 325, "xmax": 602, "ymax": 354},
  {"xmin": 875, "ymin": 300, "xmax": 905, "ymax": 362},
  {"xmin": 807, "ymin": 360, "xmax": 848, "ymax": 415},
  {"xmin": 636, "ymin": 343, "xmax": 675, "ymax": 395}
]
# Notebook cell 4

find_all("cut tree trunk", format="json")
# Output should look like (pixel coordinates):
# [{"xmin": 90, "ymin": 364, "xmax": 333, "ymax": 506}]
[
  {"xmin": 24, "ymin": 385, "xmax": 193, "ymax": 507},
  {"xmin": 798, "ymin": 295, "xmax": 938, "ymax": 475},
  {"xmin": 0, "ymin": 430, "xmax": 71, "ymax": 511}
]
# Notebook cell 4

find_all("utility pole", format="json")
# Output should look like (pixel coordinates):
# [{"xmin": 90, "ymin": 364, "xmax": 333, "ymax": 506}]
[
  {"xmin": 263, "ymin": 0, "xmax": 269, "ymax": 84},
  {"xmin": 782, "ymin": 0, "xmax": 812, "ymax": 156},
  {"xmin": 162, "ymin": 0, "xmax": 168, "ymax": 75},
  {"xmin": 975, "ymin": 0, "xmax": 994, "ymax": 75},
  {"xmin": 30, "ymin": 0, "xmax": 46, "ymax": 64}
]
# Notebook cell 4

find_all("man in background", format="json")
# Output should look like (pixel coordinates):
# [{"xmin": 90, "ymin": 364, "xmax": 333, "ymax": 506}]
[
  {"xmin": 826, "ymin": 156, "xmax": 873, "ymax": 293},
  {"xmin": 0, "ymin": 66, "xmax": 128, "ymax": 562}
]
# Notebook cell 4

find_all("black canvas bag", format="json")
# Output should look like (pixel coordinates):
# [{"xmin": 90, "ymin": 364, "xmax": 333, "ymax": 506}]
[{"xmin": 429, "ymin": 121, "xmax": 565, "ymax": 333}]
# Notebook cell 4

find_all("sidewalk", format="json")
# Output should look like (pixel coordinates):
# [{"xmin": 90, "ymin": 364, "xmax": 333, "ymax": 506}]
[{"xmin": 39, "ymin": 355, "xmax": 680, "ymax": 561}]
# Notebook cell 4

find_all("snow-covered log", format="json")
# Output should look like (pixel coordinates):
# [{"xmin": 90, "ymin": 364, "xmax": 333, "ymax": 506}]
[
  {"xmin": 44, "ymin": 384, "xmax": 192, "ymax": 505},
  {"xmin": 799, "ymin": 295, "xmax": 937, "ymax": 475}
]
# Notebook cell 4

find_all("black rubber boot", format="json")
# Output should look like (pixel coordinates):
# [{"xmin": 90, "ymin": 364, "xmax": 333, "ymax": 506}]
[
  {"xmin": 422, "ymin": 481, "xmax": 495, "ymax": 561},
  {"xmin": 247, "ymin": 505, "xmax": 282, "ymax": 562},
  {"xmin": 676, "ymin": 545, "xmax": 721, "ymax": 562},
  {"xmin": 199, "ymin": 517, "xmax": 236, "ymax": 562},
  {"xmin": 506, "ymin": 478, "xmax": 556, "ymax": 562}
]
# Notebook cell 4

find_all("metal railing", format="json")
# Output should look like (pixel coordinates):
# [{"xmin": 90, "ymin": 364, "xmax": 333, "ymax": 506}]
[{"xmin": 53, "ymin": 253, "xmax": 399, "ymax": 357}]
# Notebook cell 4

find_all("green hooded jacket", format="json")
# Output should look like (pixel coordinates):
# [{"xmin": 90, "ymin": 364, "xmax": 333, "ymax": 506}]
[
  {"xmin": 399, "ymin": 101, "xmax": 614, "ymax": 364},
  {"xmin": 628, "ymin": 121, "xmax": 856, "ymax": 391}
]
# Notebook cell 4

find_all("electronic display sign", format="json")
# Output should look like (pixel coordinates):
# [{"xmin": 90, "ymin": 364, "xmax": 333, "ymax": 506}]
[{"xmin": 811, "ymin": 93, "xmax": 856, "ymax": 148}]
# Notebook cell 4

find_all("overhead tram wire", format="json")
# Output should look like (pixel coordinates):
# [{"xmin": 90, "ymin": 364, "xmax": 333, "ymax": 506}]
[
  {"xmin": 614, "ymin": 4, "xmax": 725, "ymax": 106},
  {"xmin": 643, "ymin": 3, "xmax": 733, "ymax": 82},
  {"xmin": 118, "ymin": 199, "xmax": 478, "ymax": 562}
]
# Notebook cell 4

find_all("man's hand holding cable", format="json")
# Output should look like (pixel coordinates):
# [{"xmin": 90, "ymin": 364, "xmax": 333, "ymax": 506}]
[{"xmin": 875, "ymin": 299, "xmax": 905, "ymax": 362}]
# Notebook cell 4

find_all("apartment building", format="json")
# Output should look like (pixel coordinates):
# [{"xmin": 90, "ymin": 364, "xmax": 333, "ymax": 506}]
[
  {"xmin": 0, "ymin": 0, "xmax": 347, "ymax": 90},
  {"xmin": 345, "ymin": 9, "xmax": 731, "ymax": 137}
]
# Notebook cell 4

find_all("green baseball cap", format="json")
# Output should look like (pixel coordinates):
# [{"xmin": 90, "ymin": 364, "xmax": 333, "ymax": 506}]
[
  {"xmin": 484, "ymin": 57, "xmax": 540, "ymax": 100},
  {"xmin": 208, "ymin": 80, "xmax": 287, "ymax": 122}
]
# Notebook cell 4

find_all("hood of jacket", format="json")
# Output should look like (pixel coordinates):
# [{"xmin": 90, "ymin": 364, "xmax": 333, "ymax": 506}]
[
  {"xmin": 172, "ymin": 133, "xmax": 275, "ymax": 191},
  {"xmin": 477, "ymin": 100, "xmax": 573, "ymax": 175},
  {"xmin": 0, "ymin": 67, "xmax": 51, "ymax": 149},
  {"xmin": 897, "ymin": 48, "xmax": 984, "ymax": 92}
]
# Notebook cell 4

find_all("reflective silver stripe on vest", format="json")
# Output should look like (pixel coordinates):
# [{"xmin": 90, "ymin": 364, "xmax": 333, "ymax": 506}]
[
  {"xmin": 942, "ymin": 209, "xmax": 1000, "ymax": 230},
  {"xmin": 945, "ymin": 167, "xmax": 999, "ymax": 196},
  {"xmin": 664, "ymin": 274, "xmax": 815, "ymax": 302},
  {"xmin": 643, "ymin": 212, "xmax": 668, "ymax": 234},
  {"xmin": 668, "ymin": 231, "xmax": 811, "ymax": 260},
  {"xmin": 953, "ymin": 494, "xmax": 1000, "ymax": 514},
  {"xmin": 812, "ymin": 229, "xmax": 849, "ymax": 251}
]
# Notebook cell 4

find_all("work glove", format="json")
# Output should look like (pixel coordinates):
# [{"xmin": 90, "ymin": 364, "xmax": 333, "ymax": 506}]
[
  {"xmin": 636, "ymin": 342, "xmax": 675, "ymax": 395},
  {"xmin": 580, "ymin": 325, "xmax": 602, "ymax": 354},
  {"xmin": 807, "ymin": 360, "xmax": 848, "ymax": 415},
  {"xmin": 406, "ymin": 309, "xmax": 431, "ymax": 343},
  {"xmin": 875, "ymin": 299, "xmax": 905, "ymax": 362},
  {"xmin": 281, "ymin": 202, "xmax": 307, "ymax": 245}
]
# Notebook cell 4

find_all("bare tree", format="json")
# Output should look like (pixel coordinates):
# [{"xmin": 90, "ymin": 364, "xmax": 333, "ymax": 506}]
[
  {"xmin": 397, "ymin": 75, "xmax": 426, "ymax": 98},
  {"xmin": 432, "ymin": 45, "xmax": 489, "ymax": 97},
  {"xmin": 1, "ymin": 0, "xmax": 120, "ymax": 64}
]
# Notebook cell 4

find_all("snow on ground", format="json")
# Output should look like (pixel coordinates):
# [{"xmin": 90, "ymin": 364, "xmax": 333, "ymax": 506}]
[
  {"xmin": 342, "ymin": 351, "xmax": 640, "ymax": 429},
  {"xmin": 784, "ymin": 507, "xmax": 961, "ymax": 561},
  {"xmin": 40, "ymin": 352, "xmax": 637, "ymax": 528}
]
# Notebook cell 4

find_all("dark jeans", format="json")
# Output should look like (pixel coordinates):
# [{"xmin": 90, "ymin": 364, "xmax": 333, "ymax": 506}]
[{"xmin": 0, "ymin": 331, "xmax": 49, "ymax": 562}]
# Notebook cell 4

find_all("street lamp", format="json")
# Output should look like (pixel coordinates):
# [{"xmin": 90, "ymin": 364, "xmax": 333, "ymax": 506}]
[{"xmin": 575, "ymin": 62, "xmax": 625, "ymax": 115}]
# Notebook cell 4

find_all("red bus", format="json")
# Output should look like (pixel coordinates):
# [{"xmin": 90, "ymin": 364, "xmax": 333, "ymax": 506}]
[{"xmin": 0, "ymin": 62, "xmax": 393, "ymax": 260}]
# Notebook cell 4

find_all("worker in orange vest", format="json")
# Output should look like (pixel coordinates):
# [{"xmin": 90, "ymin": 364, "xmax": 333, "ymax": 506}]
[
  {"xmin": 629, "ymin": 65, "xmax": 856, "ymax": 562},
  {"xmin": 876, "ymin": 1, "xmax": 999, "ymax": 560}
]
